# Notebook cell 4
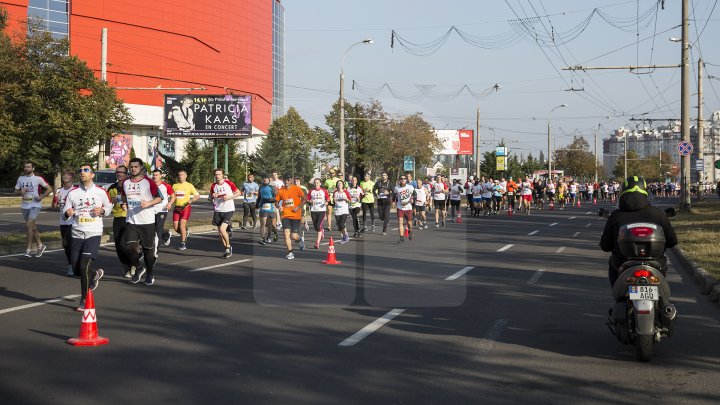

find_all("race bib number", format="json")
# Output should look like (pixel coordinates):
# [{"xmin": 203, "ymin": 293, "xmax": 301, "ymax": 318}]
[
  {"xmin": 127, "ymin": 199, "xmax": 141, "ymax": 208},
  {"xmin": 284, "ymin": 199, "xmax": 295, "ymax": 207},
  {"xmin": 22, "ymin": 195, "xmax": 33, "ymax": 201},
  {"xmin": 262, "ymin": 203, "xmax": 272, "ymax": 210},
  {"xmin": 79, "ymin": 216, "xmax": 97, "ymax": 223},
  {"xmin": 313, "ymin": 199, "xmax": 325, "ymax": 209}
]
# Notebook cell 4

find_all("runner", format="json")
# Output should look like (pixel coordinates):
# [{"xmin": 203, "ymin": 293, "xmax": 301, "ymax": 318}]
[
  {"xmin": 359, "ymin": 173, "xmax": 376, "ymax": 232},
  {"xmin": 557, "ymin": 180, "xmax": 567, "ymax": 210},
  {"xmin": 209, "ymin": 168, "xmax": 238, "ymax": 259},
  {"xmin": 107, "ymin": 166, "xmax": 133, "ymax": 276},
  {"xmin": 471, "ymin": 178, "xmax": 483, "ymax": 217},
  {"xmin": 307, "ymin": 178, "xmax": 330, "ymax": 249},
  {"xmin": 171, "ymin": 169, "xmax": 200, "ymax": 251},
  {"xmin": 481, "ymin": 177, "xmax": 494, "ymax": 216},
  {"xmin": 347, "ymin": 176, "xmax": 364, "ymax": 238},
  {"xmin": 414, "ymin": 178, "xmax": 429, "ymax": 229},
  {"xmin": 546, "ymin": 179, "xmax": 556, "ymax": 207},
  {"xmin": 394, "ymin": 175, "xmax": 415, "ymax": 243},
  {"xmin": 520, "ymin": 176, "xmax": 534, "ymax": 215},
  {"xmin": 257, "ymin": 176, "xmax": 279, "ymax": 245},
  {"xmin": 331, "ymin": 180, "xmax": 352, "ymax": 244},
  {"xmin": 587, "ymin": 182, "xmax": 595, "ymax": 203},
  {"xmin": 271, "ymin": 171, "xmax": 284, "ymax": 230},
  {"xmin": 374, "ymin": 172, "xmax": 393, "ymax": 236},
  {"xmin": 52, "ymin": 169, "xmax": 76, "ymax": 276},
  {"xmin": 122, "ymin": 158, "xmax": 164, "ymax": 285},
  {"xmin": 492, "ymin": 179, "xmax": 504, "ymax": 215},
  {"xmin": 152, "ymin": 169, "xmax": 176, "ymax": 248},
  {"xmin": 276, "ymin": 174, "xmax": 308, "ymax": 258},
  {"xmin": 432, "ymin": 175, "xmax": 448, "ymax": 227},
  {"xmin": 294, "ymin": 177, "xmax": 310, "ymax": 232},
  {"xmin": 499, "ymin": 177, "xmax": 508, "ymax": 211},
  {"xmin": 568, "ymin": 180, "xmax": 578, "ymax": 206},
  {"xmin": 14, "ymin": 161, "xmax": 51, "ymax": 257},
  {"xmin": 63, "ymin": 164, "xmax": 112, "ymax": 310},
  {"xmin": 241, "ymin": 173, "xmax": 259, "ymax": 230},
  {"xmin": 535, "ymin": 179, "xmax": 545, "ymax": 210},
  {"xmin": 464, "ymin": 176, "xmax": 474, "ymax": 210},
  {"xmin": 449, "ymin": 179, "xmax": 463, "ymax": 220},
  {"xmin": 323, "ymin": 169, "xmax": 341, "ymax": 231},
  {"xmin": 505, "ymin": 176, "xmax": 518, "ymax": 214}
]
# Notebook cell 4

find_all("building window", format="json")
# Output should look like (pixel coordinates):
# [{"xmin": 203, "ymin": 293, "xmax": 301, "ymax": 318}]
[{"xmin": 27, "ymin": 0, "xmax": 69, "ymax": 41}]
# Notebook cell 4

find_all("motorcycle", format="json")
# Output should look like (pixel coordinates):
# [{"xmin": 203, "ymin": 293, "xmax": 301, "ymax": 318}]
[{"xmin": 598, "ymin": 207, "xmax": 678, "ymax": 362}]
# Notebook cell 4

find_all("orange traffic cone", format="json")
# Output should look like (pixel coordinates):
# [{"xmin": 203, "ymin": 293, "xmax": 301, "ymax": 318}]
[
  {"xmin": 404, "ymin": 225, "xmax": 409, "ymax": 237},
  {"xmin": 67, "ymin": 289, "xmax": 109, "ymax": 346},
  {"xmin": 322, "ymin": 237, "xmax": 342, "ymax": 265},
  {"xmin": 549, "ymin": 200, "xmax": 555, "ymax": 210},
  {"xmin": 507, "ymin": 205, "xmax": 513, "ymax": 216},
  {"xmin": 577, "ymin": 198, "xmax": 581, "ymax": 207},
  {"xmin": 456, "ymin": 211, "xmax": 463, "ymax": 223},
  {"xmin": 593, "ymin": 197, "xmax": 597, "ymax": 205}
]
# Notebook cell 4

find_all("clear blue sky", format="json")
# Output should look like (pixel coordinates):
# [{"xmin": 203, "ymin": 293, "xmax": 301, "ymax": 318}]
[{"xmin": 282, "ymin": 0, "xmax": 719, "ymax": 156}]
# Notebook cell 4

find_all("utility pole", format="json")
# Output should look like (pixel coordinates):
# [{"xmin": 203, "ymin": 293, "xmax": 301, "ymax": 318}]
[
  {"xmin": 475, "ymin": 105, "xmax": 481, "ymax": 177},
  {"xmin": 594, "ymin": 130, "xmax": 598, "ymax": 184},
  {"xmin": 698, "ymin": 57, "xmax": 704, "ymax": 201},
  {"xmin": 680, "ymin": 0, "xmax": 691, "ymax": 209},
  {"xmin": 97, "ymin": 28, "xmax": 108, "ymax": 171},
  {"xmin": 624, "ymin": 134, "xmax": 628, "ymax": 179}
]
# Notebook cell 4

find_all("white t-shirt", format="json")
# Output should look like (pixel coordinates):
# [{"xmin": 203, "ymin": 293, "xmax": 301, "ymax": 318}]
[
  {"xmin": 450, "ymin": 184, "xmax": 463, "ymax": 201},
  {"xmin": 395, "ymin": 185, "xmax": 415, "ymax": 211},
  {"xmin": 333, "ymin": 190, "xmax": 351, "ymax": 216},
  {"xmin": 347, "ymin": 186, "xmax": 363, "ymax": 209},
  {"xmin": 432, "ymin": 182, "xmax": 447, "ymax": 200},
  {"xmin": 414, "ymin": 187, "xmax": 427, "ymax": 206},
  {"xmin": 154, "ymin": 182, "xmax": 174, "ymax": 214},
  {"xmin": 56, "ymin": 186, "xmax": 74, "ymax": 226},
  {"xmin": 521, "ymin": 181, "xmax": 533, "ymax": 196},
  {"xmin": 15, "ymin": 174, "xmax": 49, "ymax": 209},
  {"xmin": 210, "ymin": 180, "xmax": 239, "ymax": 213},
  {"xmin": 472, "ymin": 184, "xmax": 483, "ymax": 197},
  {"xmin": 64, "ymin": 184, "xmax": 112, "ymax": 238},
  {"xmin": 308, "ymin": 188, "xmax": 329, "ymax": 212},
  {"xmin": 547, "ymin": 183, "xmax": 556, "ymax": 193},
  {"xmin": 569, "ymin": 184, "xmax": 578, "ymax": 194},
  {"xmin": 123, "ymin": 176, "xmax": 162, "ymax": 225}
]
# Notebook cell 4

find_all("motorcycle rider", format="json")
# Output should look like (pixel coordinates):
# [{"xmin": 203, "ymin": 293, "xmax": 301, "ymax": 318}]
[{"xmin": 599, "ymin": 176, "xmax": 678, "ymax": 287}]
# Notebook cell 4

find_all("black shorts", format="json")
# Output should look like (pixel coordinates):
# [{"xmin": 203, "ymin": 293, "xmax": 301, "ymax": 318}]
[
  {"xmin": 126, "ymin": 223, "xmax": 156, "ymax": 249},
  {"xmin": 414, "ymin": 205, "xmax": 426, "ymax": 212},
  {"xmin": 281, "ymin": 218, "xmax": 301, "ymax": 233},
  {"xmin": 434, "ymin": 199, "xmax": 446, "ymax": 209},
  {"xmin": 450, "ymin": 199, "xmax": 461, "ymax": 206},
  {"xmin": 310, "ymin": 211, "xmax": 326, "ymax": 232},
  {"xmin": 213, "ymin": 211, "xmax": 233, "ymax": 227}
]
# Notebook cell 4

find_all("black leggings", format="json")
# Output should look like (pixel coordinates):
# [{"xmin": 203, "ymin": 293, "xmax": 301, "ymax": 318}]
[
  {"xmin": 155, "ymin": 212, "xmax": 167, "ymax": 244},
  {"xmin": 377, "ymin": 202, "xmax": 391, "ymax": 232},
  {"xmin": 350, "ymin": 207, "xmax": 361, "ymax": 232},
  {"xmin": 361, "ymin": 202, "xmax": 375, "ymax": 226},
  {"xmin": 311, "ymin": 211, "xmax": 326, "ymax": 232},
  {"xmin": 112, "ymin": 217, "xmax": 131, "ymax": 270},
  {"xmin": 335, "ymin": 214, "xmax": 348, "ymax": 231},
  {"xmin": 60, "ymin": 225, "xmax": 72, "ymax": 265},
  {"xmin": 243, "ymin": 202, "xmax": 257, "ymax": 226}
]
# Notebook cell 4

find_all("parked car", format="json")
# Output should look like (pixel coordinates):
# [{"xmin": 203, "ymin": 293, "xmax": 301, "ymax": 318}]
[{"xmin": 93, "ymin": 169, "xmax": 117, "ymax": 190}]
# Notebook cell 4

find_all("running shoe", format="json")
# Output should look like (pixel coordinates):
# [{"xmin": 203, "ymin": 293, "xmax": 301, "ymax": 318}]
[
  {"xmin": 304, "ymin": 222, "xmax": 309, "ymax": 232},
  {"xmin": 286, "ymin": 252, "xmax": 295, "ymax": 260},
  {"xmin": 259, "ymin": 239, "xmax": 267, "ymax": 246},
  {"xmin": 266, "ymin": 237, "xmax": 273, "ymax": 243},
  {"xmin": 240, "ymin": 225, "xmax": 247, "ymax": 230},
  {"xmin": 76, "ymin": 299, "xmax": 86, "ymax": 312},
  {"xmin": 144, "ymin": 273, "xmax": 155, "ymax": 286},
  {"xmin": 163, "ymin": 232, "xmax": 172, "ymax": 247},
  {"xmin": 36, "ymin": 244, "xmax": 46, "ymax": 257},
  {"xmin": 299, "ymin": 235, "xmax": 305, "ymax": 251},
  {"xmin": 435, "ymin": 223, "xmax": 440, "ymax": 228},
  {"xmin": 273, "ymin": 233, "xmax": 278, "ymax": 242},
  {"xmin": 382, "ymin": 231, "xmax": 387, "ymax": 236},
  {"xmin": 24, "ymin": 249, "xmax": 32, "ymax": 258},
  {"xmin": 343, "ymin": 234, "xmax": 350, "ymax": 243},
  {"xmin": 372, "ymin": 225, "xmax": 376, "ymax": 233},
  {"xmin": 424, "ymin": 224, "xmax": 428, "ymax": 230},
  {"xmin": 253, "ymin": 223, "xmax": 259, "ymax": 229},
  {"xmin": 177, "ymin": 242, "xmax": 187, "ymax": 251},
  {"xmin": 314, "ymin": 242, "xmax": 320, "ymax": 250},
  {"xmin": 131, "ymin": 266, "xmax": 146, "ymax": 284},
  {"xmin": 397, "ymin": 236, "xmax": 404, "ymax": 244},
  {"xmin": 408, "ymin": 232, "xmax": 413, "ymax": 241},
  {"xmin": 90, "ymin": 268, "xmax": 104, "ymax": 290},
  {"xmin": 125, "ymin": 266, "xmax": 136, "ymax": 278},
  {"xmin": 442, "ymin": 220, "xmax": 446, "ymax": 227},
  {"xmin": 66, "ymin": 265, "xmax": 74, "ymax": 277},
  {"xmin": 222, "ymin": 247, "xmax": 232, "ymax": 259}
]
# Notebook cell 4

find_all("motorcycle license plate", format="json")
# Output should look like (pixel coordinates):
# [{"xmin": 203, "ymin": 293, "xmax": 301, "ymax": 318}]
[{"xmin": 628, "ymin": 285, "xmax": 659, "ymax": 301}]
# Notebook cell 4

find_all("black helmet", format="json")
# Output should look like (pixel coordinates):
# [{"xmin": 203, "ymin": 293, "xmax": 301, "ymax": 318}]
[{"xmin": 621, "ymin": 176, "xmax": 648, "ymax": 196}]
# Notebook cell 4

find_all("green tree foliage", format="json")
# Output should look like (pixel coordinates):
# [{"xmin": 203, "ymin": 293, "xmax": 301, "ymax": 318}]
[
  {"xmin": 612, "ymin": 150, "xmax": 674, "ymax": 181},
  {"xmin": 0, "ymin": 13, "xmax": 133, "ymax": 188},
  {"xmin": 553, "ymin": 136, "xmax": 596, "ymax": 180},
  {"xmin": 253, "ymin": 107, "xmax": 317, "ymax": 180}
]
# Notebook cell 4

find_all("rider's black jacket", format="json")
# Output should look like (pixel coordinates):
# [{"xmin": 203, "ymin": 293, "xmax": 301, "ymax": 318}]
[{"xmin": 600, "ymin": 193, "xmax": 678, "ymax": 268}]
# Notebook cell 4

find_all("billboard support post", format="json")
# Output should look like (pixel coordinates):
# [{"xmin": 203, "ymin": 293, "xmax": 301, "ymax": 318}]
[
  {"xmin": 224, "ymin": 140, "xmax": 229, "ymax": 174},
  {"xmin": 213, "ymin": 141, "xmax": 218, "ymax": 170}
]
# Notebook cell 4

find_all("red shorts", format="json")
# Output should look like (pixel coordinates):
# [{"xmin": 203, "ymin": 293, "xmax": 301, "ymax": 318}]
[
  {"xmin": 173, "ymin": 205, "xmax": 192, "ymax": 221},
  {"xmin": 522, "ymin": 194, "xmax": 532, "ymax": 201},
  {"xmin": 397, "ymin": 209, "xmax": 413, "ymax": 221}
]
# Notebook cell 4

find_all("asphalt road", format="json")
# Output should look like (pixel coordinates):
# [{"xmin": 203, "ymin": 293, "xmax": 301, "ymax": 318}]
[{"xmin": 1, "ymin": 198, "xmax": 720, "ymax": 404}]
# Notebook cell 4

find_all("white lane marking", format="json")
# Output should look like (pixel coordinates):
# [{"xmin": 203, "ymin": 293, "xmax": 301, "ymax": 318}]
[
  {"xmin": 572, "ymin": 231, "xmax": 580, "ymax": 237},
  {"xmin": 585, "ymin": 223, "xmax": 592, "ymax": 228},
  {"xmin": 527, "ymin": 269, "xmax": 545, "ymax": 285},
  {"xmin": 391, "ymin": 227, "xmax": 399, "ymax": 231},
  {"xmin": 0, "ymin": 294, "xmax": 81, "ymax": 315},
  {"xmin": 189, "ymin": 259, "xmax": 253, "ymax": 272},
  {"xmin": 0, "ymin": 243, "xmax": 114, "ymax": 259},
  {"xmin": 585, "ymin": 211, "xmax": 593, "ymax": 215},
  {"xmin": 548, "ymin": 222, "xmax": 559, "ymax": 227},
  {"xmin": 339, "ymin": 309, "xmax": 405, "ymax": 347},
  {"xmin": 445, "ymin": 266, "xmax": 476, "ymax": 281},
  {"xmin": 527, "ymin": 230, "xmax": 539, "ymax": 236},
  {"xmin": 555, "ymin": 246, "xmax": 566, "ymax": 254},
  {"xmin": 479, "ymin": 319, "xmax": 509, "ymax": 355},
  {"xmin": 568, "ymin": 216, "xmax": 576, "ymax": 220},
  {"xmin": 497, "ymin": 244, "xmax": 514, "ymax": 252}
]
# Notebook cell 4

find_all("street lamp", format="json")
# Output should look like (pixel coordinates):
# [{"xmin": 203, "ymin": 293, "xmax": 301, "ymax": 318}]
[
  {"xmin": 339, "ymin": 38, "xmax": 373, "ymax": 176},
  {"xmin": 547, "ymin": 104, "xmax": 567, "ymax": 181}
]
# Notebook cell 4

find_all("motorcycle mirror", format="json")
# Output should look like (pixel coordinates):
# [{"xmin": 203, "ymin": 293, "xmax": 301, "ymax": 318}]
[
  {"xmin": 598, "ymin": 208, "xmax": 609, "ymax": 218},
  {"xmin": 664, "ymin": 207, "xmax": 677, "ymax": 218}
]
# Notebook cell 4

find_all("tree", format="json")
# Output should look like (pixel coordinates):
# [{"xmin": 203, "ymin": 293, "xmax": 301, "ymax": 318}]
[
  {"xmin": 612, "ymin": 149, "xmax": 642, "ymax": 180},
  {"xmin": 0, "ymin": 14, "xmax": 133, "ymax": 188},
  {"xmin": 553, "ymin": 136, "xmax": 596, "ymax": 180},
  {"xmin": 254, "ymin": 107, "xmax": 317, "ymax": 180}
]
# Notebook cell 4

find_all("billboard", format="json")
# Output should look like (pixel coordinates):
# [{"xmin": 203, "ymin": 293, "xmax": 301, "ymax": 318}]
[
  {"xmin": 148, "ymin": 136, "xmax": 176, "ymax": 170},
  {"xmin": 163, "ymin": 94, "xmax": 252, "ymax": 138},
  {"xmin": 433, "ymin": 129, "xmax": 473, "ymax": 155},
  {"xmin": 105, "ymin": 134, "xmax": 133, "ymax": 169}
]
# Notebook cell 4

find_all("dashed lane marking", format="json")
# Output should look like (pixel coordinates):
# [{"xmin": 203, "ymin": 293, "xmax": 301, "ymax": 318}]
[
  {"xmin": 339, "ymin": 309, "xmax": 405, "ymax": 347},
  {"xmin": 0, "ymin": 294, "xmax": 81, "ymax": 315},
  {"xmin": 527, "ymin": 269, "xmax": 545, "ymax": 285},
  {"xmin": 585, "ymin": 223, "xmax": 592, "ymax": 228},
  {"xmin": 555, "ymin": 246, "xmax": 566, "ymax": 254},
  {"xmin": 445, "ymin": 266, "xmax": 476, "ymax": 281},
  {"xmin": 497, "ymin": 244, "xmax": 514, "ymax": 252},
  {"xmin": 548, "ymin": 222, "xmax": 559, "ymax": 227},
  {"xmin": 528, "ymin": 230, "xmax": 539, "ymax": 236},
  {"xmin": 569, "ymin": 216, "xmax": 576, "ymax": 220},
  {"xmin": 572, "ymin": 231, "xmax": 580, "ymax": 237},
  {"xmin": 478, "ymin": 319, "xmax": 509, "ymax": 355},
  {"xmin": 189, "ymin": 259, "xmax": 253, "ymax": 272}
]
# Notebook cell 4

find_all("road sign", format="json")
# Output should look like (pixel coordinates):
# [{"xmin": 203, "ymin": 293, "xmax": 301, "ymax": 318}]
[
  {"xmin": 695, "ymin": 159, "xmax": 704, "ymax": 171},
  {"xmin": 496, "ymin": 156, "xmax": 507, "ymax": 171},
  {"xmin": 495, "ymin": 146, "xmax": 508, "ymax": 157},
  {"xmin": 715, "ymin": 159, "xmax": 720, "ymax": 170},
  {"xmin": 403, "ymin": 156, "xmax": 414, "ymax": 171},
  {"xmin": 677, "ymin": 141, "xmax": 693, "ymax": 156}
]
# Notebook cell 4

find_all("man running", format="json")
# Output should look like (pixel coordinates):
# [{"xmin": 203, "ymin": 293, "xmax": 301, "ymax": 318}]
[
  {"xmin": 271, "ymin": 171, "xmax": 284, "ymax": 230},
  {"xmin": 210, "ymin": 168, "xmax": 239, "ymax": 259},
  {"xmin": 432, "ymin": 175, "xmax": 448, "ymax": 227},
  {"xmin": 394, "ymin": 175, "xmax": 415, "ymax": 243},
  {"xmin": 15, "ymin": 161, "xmax": 51, "ymax": 257},
  {"xmin": 257, "ymin": 176, "xmax": 279, "ymax": 245},
  {"xmin": 242, "ymin": 173, "xmax": 259, "ymax": 230},
  {"xmin": 52, "ymin": 169, "xmax": 76, "ymax": 276},
  {"xmin": 374, "ymin": 172, "xmax": 393, "ymax": 236},
  {"xmin": 360, "ymin": 173, "xmax": 376, "ymax": 232},
  {"xmin": 107, "ymin": 165, "xmax": 133, "ymax": 277},
  {"xmin": 449, "ymin": 179, "xmax": 463, "ymax": 220},
  {"xmin": 492, "ymin": 179, "xmax": 504, "ymax": 215},
  {"xmin": 505, "ymin": 176, "xmax": 518, "ymax": 214},
  {"xmin": 294, "ymin": 177, "xmax": 310, "ymax": 231},
  {"xmin": 152, "ymin": 169, "xmax": 175, "ymax": 248},
  {"xmin": 123, "ymin": 158, "xmax": 164, "ymax": 285},
  {"xmin": 347, "ymin": 176, "xmax": 364, "ymax": 238},
  {"xmin": 171, "ymin": 169, "xmax": 200, "ymax": 251},
  {"xmin": 307, "ymin": 178, "xmax": 330, "ymax": 249},
  {"xmin": 276, "ymin": 174, "xmax": 307, "ymax": 259},
  {"xmin": 63, "ymin": 164, "xmax": 112, "ymax": 311},
  {"xmin": 481, "ymin": 177, "xmax": 494, "ymax": 216},
  {"xmin": 414, "ymin": 178, "xmax": 429, "ymax": 229}
]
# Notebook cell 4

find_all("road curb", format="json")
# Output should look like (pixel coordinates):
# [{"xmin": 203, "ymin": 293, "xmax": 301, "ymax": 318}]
[{"xmin": 669, "ymin": 245, "xmax": 720, "ymax": 299}]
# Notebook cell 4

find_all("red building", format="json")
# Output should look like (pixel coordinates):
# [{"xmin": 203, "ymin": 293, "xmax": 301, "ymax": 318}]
[{"xmin": 2, "ymin": 0, "xmax": 282, "ymax": 168}]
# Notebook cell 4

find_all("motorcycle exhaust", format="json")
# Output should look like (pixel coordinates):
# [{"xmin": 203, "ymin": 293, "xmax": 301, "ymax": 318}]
[{"xmin": 661, "ymin": 303, "xmax": 677, "ymax": 337}]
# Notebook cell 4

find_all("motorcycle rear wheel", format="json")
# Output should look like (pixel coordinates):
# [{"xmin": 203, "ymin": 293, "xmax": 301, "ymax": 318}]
[{"xmin": 636, "ymin": 334, "xmax": 654, "ymax": 362}]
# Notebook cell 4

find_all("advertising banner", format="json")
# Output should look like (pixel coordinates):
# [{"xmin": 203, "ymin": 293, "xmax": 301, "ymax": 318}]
[
  {"xmin": 163, "ymin": 94, "xmax": 252, "ymax": 138},
  {"xmin": 433, "ymin": 129, "xmax": 473, "ymax": 155},
  {"xmin": 105, "ymin": 134, "xmax": 133, "ymax": 169},
  {"xmin": 496, "ymin": 156, "xmax": 507, "ymax": 171},
  {"xmin": 148, "ymin": 136, "xmax": 176, "ymax": 170}
]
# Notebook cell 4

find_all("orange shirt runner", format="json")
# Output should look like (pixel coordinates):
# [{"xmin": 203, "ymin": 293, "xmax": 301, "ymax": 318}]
[{"xmin": 276, "ymin": 185, "xmax": 305, "ymax": 220}]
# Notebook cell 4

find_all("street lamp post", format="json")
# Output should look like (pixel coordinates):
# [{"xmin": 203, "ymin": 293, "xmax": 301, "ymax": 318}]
[
  {"xmin": 339, "ymin": 38, "xmax": 373, "ymax": 175},
  {"xmin": 547, "ymin": 104, "xmax": 567, "ymax": 181}
]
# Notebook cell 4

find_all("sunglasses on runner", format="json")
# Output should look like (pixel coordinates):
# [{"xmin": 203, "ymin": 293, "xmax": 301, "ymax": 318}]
[{"xmin": 77, "ymin": 168, "xmax": 93, "ymax": 173}]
